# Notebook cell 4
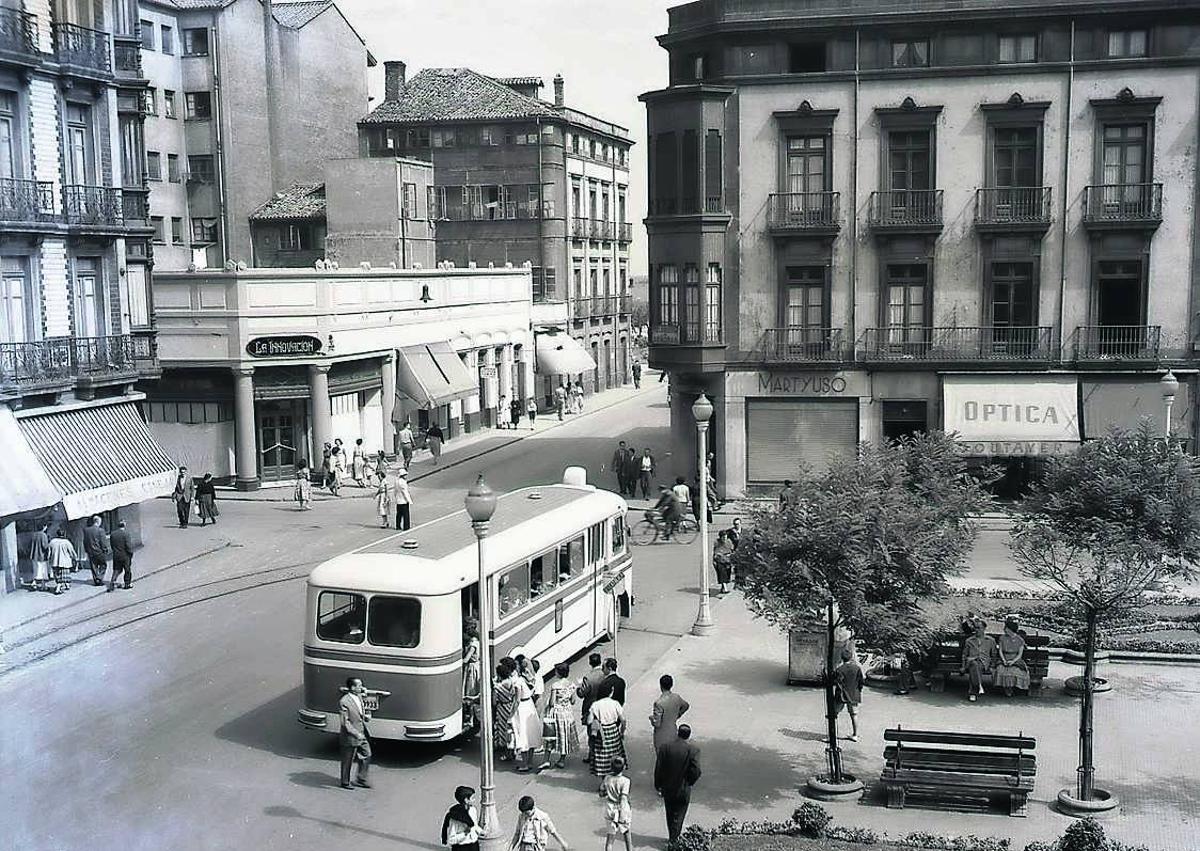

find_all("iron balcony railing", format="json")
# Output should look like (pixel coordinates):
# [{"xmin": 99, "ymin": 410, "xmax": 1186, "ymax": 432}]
[
  {"xmin": 761, "ymin": 328, "xmax": 847, "ymax": 362},
  {"xmin": 589, "ymin": 219, "xmax": 608, "ymax": 239},
  {"xmin": 767, "ymin": 192, "xmax": 840, "ymax": 231},
  {"xmin": 0, "ymin": 177, "xmax": 57, "ymax": 223},
  {"xmin": 64, "ymin": 184, "xmax": 124, "ymax": 226},
  {"xmin": 1071, "ymin": 325, "xmax": 1162, "ymax": 360},
  {"xmin": 53, "ymin": 22, "xmax": 111, "ymax": 72},
  {"xmin": 868, "ymin": 189, "xmax": 943, "ymax": 228},
  {"xmin": 0, "ymin": 334, "xmax": 154, "ymax": 388},
  {"xmin": 650, "ymin": 324, "xmax": 681, "ymax": 345},
  {"xmin": 573, "ymin": 297, "xmax": 592, "ymax": 319},
  {"xmin": 113, "ymin": 41, "xmax": 141, "ymax": 75},
  {"xmin": 617, "ymin": 295, "xmax": 631, "ymax": 314},
  {"xmin": 571, "ymin": 216, "xmax": 589, "ymax": 237},
  {"xmin": 705, "ymin": 195, "xmax": 723, "ymax": 213},
  {"xmin": 1082, "ymin": 183, "xmax": 1163, "ymax": 225},
  {"xmin": 617, "ymin": 222, "xmax": 632, "ymax": 242},
  {"xmin": 121, "ymin": 189, "xmax": 149, "ymax": 224},
  {"xmin": 861, "ymin": 326, "xmax": 1054, "ymax": 361},
  {"xmin": 0, "ymin": 8, "xmax": 40, "ymax": 58},
  {"xmin": 975, "ymin": 186, "xmax": 1053, "ymax": 226}
]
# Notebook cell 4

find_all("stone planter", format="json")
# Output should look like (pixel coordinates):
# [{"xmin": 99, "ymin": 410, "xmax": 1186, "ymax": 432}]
[
  {"xmin": 1057, "ymin": 787, "xmax": 1119, "ymax": 816},
  {"xmin": 804, "ymin": 773, "xmax": 864, "ymax": 802},
  {"xmin": 1064, "ymin": 675, "xmax": 1112, "ymax": 695}
]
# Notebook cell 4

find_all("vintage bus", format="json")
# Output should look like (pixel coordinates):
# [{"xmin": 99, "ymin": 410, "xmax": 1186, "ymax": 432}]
[{"xmin": 297, "ymin": 470, "xmax": 631, "ymax": 742}]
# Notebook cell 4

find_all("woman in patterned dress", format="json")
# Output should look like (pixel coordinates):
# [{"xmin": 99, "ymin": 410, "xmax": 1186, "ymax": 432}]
[
  {"xmin": 545, "ymin": 663, "xmax": 580, "ymax": 768},
  {"xmin": 588, "ymin": 684, "xmax": 626, "ymax": 786},
  {"xmin": 492, "ymin": 659, "xmax": 519, "ymax": 761}
]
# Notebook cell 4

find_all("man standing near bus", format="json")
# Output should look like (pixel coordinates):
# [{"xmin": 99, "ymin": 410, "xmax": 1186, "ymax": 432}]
[{"xmin": 339, "ymin": 677, "xmax": 372, "ymax": 789}]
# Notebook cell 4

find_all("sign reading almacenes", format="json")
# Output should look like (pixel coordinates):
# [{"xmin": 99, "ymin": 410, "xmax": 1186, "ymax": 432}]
[{"xmin": 245, "ymin": 335, "xmax": 323, "ymax": 358}]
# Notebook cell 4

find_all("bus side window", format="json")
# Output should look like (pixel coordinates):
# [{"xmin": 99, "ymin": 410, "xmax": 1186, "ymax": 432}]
[
  {"xmin": 498, "ymin": 564, "xmax": 530, "ymax": 617},
  {"xmin": 559, "ymin": 536, "xmax": 585, "ymax": 581},
  {"xmin": 611, "ymin": 515, "xmax": 626, "ymax": 554},
  {"xmin": 530, "ymin": 550, "xmax": 558, "ymax": 598},
  {"xmin": 317, "ymin": 591, "xmax": 366, "ymax": 644}
]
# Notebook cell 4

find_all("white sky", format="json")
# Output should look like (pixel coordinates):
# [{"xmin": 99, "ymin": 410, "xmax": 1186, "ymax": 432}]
[{"xmin": 336, "ymin": 0, "xmax": 674, "ymax": 276}]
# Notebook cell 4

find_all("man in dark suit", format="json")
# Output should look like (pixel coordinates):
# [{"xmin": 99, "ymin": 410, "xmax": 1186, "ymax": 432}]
[
  {"xmin": 107, "ymin": 520, "xmax": 134, "ymax": 591},
  {"xmin": 600, "ymin": 657, "xmax": 626, "ymax": 705},
  {"xmin": 655, "ymin": 724, "xmax": 702, "ymax": 843},
  {"xmin": 339, "ymin": 677, "xmax": 372, "ymax": 789}
]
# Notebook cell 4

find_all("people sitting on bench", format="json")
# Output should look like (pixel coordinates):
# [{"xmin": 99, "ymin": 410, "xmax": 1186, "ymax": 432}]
[
  {"xmin": 993, "ymin": 617, "xmax": 1031, "ymax": 697},
  {"xmin": 961, "ymin": 621, "xmax": 996, "ymax": 702}
]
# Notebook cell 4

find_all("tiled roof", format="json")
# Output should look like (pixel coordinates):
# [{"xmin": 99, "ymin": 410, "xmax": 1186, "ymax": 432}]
[
  {"xmin": 167, "ymin": 0, "xmax": 233, "ymax": 8},
  {"xmin": 249, "ymin": 183, "xmax": 326, "ymax": 221},
  {"xmin": 360, "ymin": 67, "xmax": 558, "ymax": 125},
  {"xmin": 272, "ymin": 0, "xmax": 332, "ymax": 28},
  {"xmin": 494, "ymin": 76, "xmax": 544, "ymax": 88}
]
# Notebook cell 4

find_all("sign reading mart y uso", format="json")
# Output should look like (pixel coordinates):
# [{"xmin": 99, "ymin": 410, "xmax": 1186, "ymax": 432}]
[
  {"xmin": 728, "ymin": 370, "xmax": 870, "ymax": 398},
  {"xmin": 943, "ymin": 375, "xmax": 1081, "ymax": 444}
]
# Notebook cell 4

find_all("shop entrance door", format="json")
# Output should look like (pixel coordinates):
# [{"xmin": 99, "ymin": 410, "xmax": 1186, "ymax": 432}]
[{"xmin": 258, "ymin": 400, "xmax": 303, "ymax": 482}]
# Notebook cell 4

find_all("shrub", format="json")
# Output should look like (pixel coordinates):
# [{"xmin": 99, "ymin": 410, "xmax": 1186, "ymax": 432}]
[
  {"xmin": 1023, "ymin": 842, "xmax": 1056, "ymax": 851},
  {"xmin": 668, "ymin": 825, "xmax": 712, "ymax": 851},
  {"xmin": 1059, "ymin": 819, "xmax": 1108, "ymax": 851},
  {"xmin": 790, "ymin": 802, "xmax": 832, "ymax": 838},
  {"xmin": 898, "ymin": 833, "xmax": 1010, "ymax": 851},
  {"xmin": 826, "ymin": 824, "xmax": 882, "ymax": 844}
]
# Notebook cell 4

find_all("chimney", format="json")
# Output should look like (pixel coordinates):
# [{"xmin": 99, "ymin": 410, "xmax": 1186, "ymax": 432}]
[
  {"xmin": 384, "ymin": 60, "xmax": 406, "ymax": 101},
  {"xmin": 553, "ymin": 73, "xmax": 564, "ymax": 107}
]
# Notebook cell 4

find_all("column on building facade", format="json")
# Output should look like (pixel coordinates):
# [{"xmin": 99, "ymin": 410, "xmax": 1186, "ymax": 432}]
[
  {"xmin": 482, "ymin": 347, "xmax": 498, "ymax": 427},
  {"xmin": 1, "ymin": 521, "xmax": 17, "ymax": 595},
  {"xmin": 498, "ymin": 344, "xmax": 515, "ymax": 405},
  {"xmin": 523, "ymin": 353, "xmax": 536, "ymax": 406},
  {"xmin": 380, "ymin": 353, "xmax": 397, "ymax": 455},
  {"xmin": 233, "ymin": 367, "xmax": 259, "ymax": 491},
  {"xmin": 309, "ymin": 364, "xmax": 333, "ymax": 459},
  {"xmin": 461, "ymin": 350, "xmax": 481, "ymax": 431}
]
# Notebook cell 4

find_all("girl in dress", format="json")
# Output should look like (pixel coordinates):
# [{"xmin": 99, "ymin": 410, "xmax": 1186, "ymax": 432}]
[
  {"xmin": 511, "ymin": 661, "xmax": 546, "ymax": 772},
  {"xmin": 293, "ymin": 464, "xmax": 312, "ymax": 510},
  {"xmin": 599, "ymin": 757, "xmax": 632, "ymax": 851},
  {"xmin": 351, "ymin": 438, "xmax": 367, "ymax": 487},
  {"xmin": 545, "ymin": 663, "xmax": 580, "ymax": 769}
]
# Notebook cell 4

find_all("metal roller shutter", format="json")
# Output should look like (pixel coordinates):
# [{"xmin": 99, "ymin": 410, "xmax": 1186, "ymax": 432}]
[{"xmin": 746, "ymin": 399, "xmax": 858, "ymax": 484}]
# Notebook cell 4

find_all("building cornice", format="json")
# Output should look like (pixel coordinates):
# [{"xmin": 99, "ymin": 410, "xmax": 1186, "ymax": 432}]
[{"xmin": 639, "ymin": 83, "xmax": 736, "ymax": 104}]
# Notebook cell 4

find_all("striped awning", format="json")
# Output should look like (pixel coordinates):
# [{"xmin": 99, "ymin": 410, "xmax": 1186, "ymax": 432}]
[
  {"xmin": 17, "ymin": 401, "xmax": 177, "ymax": 520},
  {"xmin": 0, "ymin": 406, "xmax": 61, "ymax": 518}
]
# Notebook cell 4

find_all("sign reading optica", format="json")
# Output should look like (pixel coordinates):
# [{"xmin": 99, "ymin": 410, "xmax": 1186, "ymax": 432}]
[
  {"xmin": 245, "ymin": 335, "xmax": 322, "ymax": 358},
  {"xmin": 943, "ymin": 375, "xmax": 1080, "ymax": 443}
]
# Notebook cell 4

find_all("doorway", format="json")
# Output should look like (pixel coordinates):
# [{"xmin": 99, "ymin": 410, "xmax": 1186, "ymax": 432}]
[{"xmin": 257, "ymin": 399, "xmax": 305, "ymax": 482}]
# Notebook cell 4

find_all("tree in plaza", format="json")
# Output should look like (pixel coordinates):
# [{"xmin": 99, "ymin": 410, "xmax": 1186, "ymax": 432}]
[
  {"xmin": 1009, "ymin": 421, "xmax": 1200, "ymax": 806},
  {"xmin": 733, "ymin": 432, "xmax": 992, "ymax": 786}
]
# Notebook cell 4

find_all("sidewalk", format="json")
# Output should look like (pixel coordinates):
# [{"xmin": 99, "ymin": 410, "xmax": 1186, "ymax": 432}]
[
  {"xmin": 216, "ymin": 379, "xmax": 663, "ymax": 501},
  {"xmin": 510, "ymin": 594, "xmax": 1200, "ymax": 851}
]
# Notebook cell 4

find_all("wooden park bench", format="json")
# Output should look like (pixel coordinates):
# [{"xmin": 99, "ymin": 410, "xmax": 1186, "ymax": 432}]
[
  {"xmin": 880, "ymin": 727, "xmax": 1037, "ymax": 816},
  {"xmin": 924, "ymin": 632, "xmax": 1050, "ymax": 696}
]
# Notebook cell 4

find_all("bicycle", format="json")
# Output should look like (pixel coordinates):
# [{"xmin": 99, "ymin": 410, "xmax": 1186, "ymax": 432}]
[{"xmin": 630, "ymin": 509, "xmax": 699, "ymax": 546}]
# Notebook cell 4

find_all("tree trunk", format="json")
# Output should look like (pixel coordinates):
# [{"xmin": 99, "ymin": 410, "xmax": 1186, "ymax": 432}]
[
  {"xmin": 824, "ymin": 599, "xmax": 843, "ymax": 783},
  {"xmin": 1077, "ymin": 607, "xmax": 1098, "ymax": 800}
]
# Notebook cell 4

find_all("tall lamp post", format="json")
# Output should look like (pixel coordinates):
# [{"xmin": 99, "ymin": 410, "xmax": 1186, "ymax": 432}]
[
  {"xmin": 691, "ymin": 393, "xmax": 714, "ymax": 637},
  {"xmin": 1161, "ymin": 371, "xmax": 1179, "ymax": 440},
  {"xmin": 465, "ymin": 475, "xmax": 502, "ymax": 850}
]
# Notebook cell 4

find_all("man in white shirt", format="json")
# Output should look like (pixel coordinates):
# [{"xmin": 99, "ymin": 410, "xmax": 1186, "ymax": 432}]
[
  {"xmin": 397, "ymin": 420, "xmax": 415, "ymax": 468},
  {"xmin": 671, "ymin": 477, "xmax": 691, "ymax": 511},
  {"xmin": 390, "ymin": 468, "xmax": 412, "ymax": 530}
]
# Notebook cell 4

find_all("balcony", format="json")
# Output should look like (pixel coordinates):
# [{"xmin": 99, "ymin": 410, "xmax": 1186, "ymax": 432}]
[
  {"xmin": 573, "ymin": 297, "xmax": 592, "ymax": 319},
  {"xmin": 1082, "ymin": 183, "xmax": 1163, "ymax": 231},
  {"xmin": 571, "ymin": 216, "xmax": 589, "ymax": 238},
  {"xmin": 63, "ymin": 184, "xmax": 124, "ymax": 230},
  {"xmin": 0, "ymin": 8, "xmax": 41, "ymax": 65},
  {"xmin": 860, "ymin": 326, "xmax": 1055, "ymax": 363},
  {"xmin": 589, "ymin": 219, "xmax": 608, "ymax": 239},
  {"xmin": 53, "ymin": 22, "xmax": 111, "ymax": 77},
  {"xmin": 868, "ymin": 189, "xmax": 943, "ymax": 234},
  {"xmin": 113, "ymin": 40, "xmax": 142, "ymax": 76},
  {"xmin": 760, "ymin": 328, "xmax": 848, "ymax": 363},
  {"xmin": 648, "ymin": 320, "xmax": 724, "ymax": 372},
  {"xmin": 0, "ymin": 334, "xmax": 155, "ymax": 400},
  {"xmin": 1070, "ymin": 325, "xmax": 1161, "ymax": 362},
  {"xmin": 0, "ymin": 177, "xmax": 58, "ymax": 227},
  {"xmin": 617, "ymin": 222, "xmax": 632, "ymax": 242},
  {"xmin": 121, "ymin": 188, "xmax": 151, "ymax": 230},
  {"xmin": 975, "ymin": 186, "xmax": 1053, "ymax": 235},
  {"xmin": 617, "ymin": 295, "xmax": 631, "ymax": 314},
  {"xmin": 767, "ymin": 192, "xmax": 840, "ymax": 236}
]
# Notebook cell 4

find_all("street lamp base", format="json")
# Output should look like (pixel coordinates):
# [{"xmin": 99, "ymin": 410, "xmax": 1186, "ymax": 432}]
[
  {"xmin": 478, "ymin": 827, "xmax": 508, "ymax": 851},
  {"xmin": 691, "ymin": 617, "xmax": 714, "ymax": 636}
]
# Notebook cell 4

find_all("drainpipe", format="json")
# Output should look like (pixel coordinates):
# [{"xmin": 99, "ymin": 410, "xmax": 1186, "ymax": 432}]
[
  {"xmin": 1056, "ymin": 21, "xmax": 1075, "ymax": 356},
  {"xmin": 262, "ymin": 0, "xmax": 282, "ymax": 195},
  {"xmin": 211, "ymin": 18, "xmax": 231, "ymax": 268},
  {"xmin": 849, "ymin": 28, "xmax": 860, "ymax": 345}
]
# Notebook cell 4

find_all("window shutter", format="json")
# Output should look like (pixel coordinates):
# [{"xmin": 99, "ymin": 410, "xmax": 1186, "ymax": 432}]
[{"xmin": 745, "ymin": 399, "xmax": 858, "ymax": 484}]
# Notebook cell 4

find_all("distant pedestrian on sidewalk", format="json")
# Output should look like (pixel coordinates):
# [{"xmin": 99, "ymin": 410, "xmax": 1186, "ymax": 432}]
[
  {"xmin": 510, "ymin": 397, "xmax": 523, "ymax": 430},
  {"xmin": 658, "ymin": 368, "xmax": 666, "ymax": 383},
  {"xmin": 599, "ymin": 756, "xmax": 632, "ymax": 851},
  {"xmin": 588, "ymin": 685, "xmax": 626, "ymax": 786},
  {"xmin": 654, "ymin": 724, "xmax": 702, "ymax": 844},
  {"xmin": 600, "ymin": 657, "xmax": 626, "ymax": 705},
  {"xmin": 727, "ymin": 517, "xmax": 742, "ymax": 550},
  {"xmin": 391, "ymin": 467, "xmax": 412, "ymax": 531},
  {"xmin": 510, "ymin": 795, "xmax": 569, "ymax": 851},
  {"xmin": 398, "ymin": 420, "xmax": 416, "ymax": 469},
  {"xmin": 426, "ymin": 422, "xmax": 444, "ymax": 464},
  {"xmin": 441, "ymin": 785, "xmax": 479, "ymax": 851},
  {"xmin": 83, "ymin": 515, "xmax": 110, "ymax": 587},
  {"xmin": 621, "ymin": 448, "xmax": 639, "ymax": 497},
  {"xmin": 577, "ymin": 652, "xmax": 604, "ymax": 763},
  {"xmin": 833, "ymin": 645, "xmax": 864, "ymax": 741},
  {"xmin": 573, "ymin": 381, "xmax": 585, "ymax": 413},
  {"xmin": 48, "ymin": 528, "xmax": 76, "ymax": 594},
  {"xmin": 108, "ymin": 520, "xmax": 134, "ymax": 591},
  {"xmin": 526, "ymin": 396, "xmax": 538, "ymax": 428},
  {"xmin": 713, "ymin": 531, "xmax": 735, "ymax": 594},
  {"xmin": 294, "ymin": 463, "xmax": 313, "ymax": 510},
  {"xmin": 611, "ymin": 441, "xmax": 627, "ymax": 494},
  {"xmin": 372, "ymin": 451, "xmax": 388, "ymax": 486},
  {"xmin": 637, "ymin": 449, "xmax": 655, "ymax": 499},
  {"xmin": 172, "ymin": 466, "xmax": 195, "ymax": 528},
  {"xmin": 374, "ymin": 472, "xmax": 391, "ymax": 528},
  {"xmin": 650, "ymin": 674, "xmax": 690, "ymax": 753},
  {"xmin": 499, "ymin": 395, "xmax": 509, "ymax": 429},
  {"xmin": 196, "ymin": 473, "xmax": 219, "ymax": 526},
  {"xmin": 339, "ymin": 677, "xmax": 372, "ymax": 789},
  {"xmin": 545, "ymin": 662, "xmax": 580, "ymax": 768},
  {"xmin": 351, "ymin": 439, "xmax": 367, "ymax": 487},
  {"xmin": 632, "ymin": 361, "xmax": 641, "ymax": 389},
  {"xmin": 321, "ymin": 443, "xmax": 334, "ymax": 488},
  {"xmin": 29, "ymin": 522, "xmax": 51, "ymax": 592},
  {"xmin": 554, "ymin": 383, "xmax": 567, "ymax": 420}
]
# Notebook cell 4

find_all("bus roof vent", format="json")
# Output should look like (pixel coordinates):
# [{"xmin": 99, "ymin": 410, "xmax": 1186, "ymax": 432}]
[
  {"xmin": 401, "ymin": 539, "xmax": 419, "ymax": 549},
  {"xmin": 528, "ymin": 491, "xmax": 543, "ymax": 500},
  {"xmin": 562, "ymin": 466, "xmax": 587, "ymax": 486}
]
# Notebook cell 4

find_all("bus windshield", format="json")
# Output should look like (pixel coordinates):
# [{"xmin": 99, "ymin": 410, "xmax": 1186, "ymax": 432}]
[{"xmin": 367, "ymin": 595, "xmax": 422, "ymax": 648}]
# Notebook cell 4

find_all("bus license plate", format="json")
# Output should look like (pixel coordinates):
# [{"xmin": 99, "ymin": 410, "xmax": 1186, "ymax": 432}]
[{"xmin": 363, "ymin": 694, "xmax": 380, "ymax": 712}]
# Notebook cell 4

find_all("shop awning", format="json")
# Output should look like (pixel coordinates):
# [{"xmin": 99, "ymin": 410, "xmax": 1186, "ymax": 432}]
[
  {"xmin": 0, "ymin": 406, "xmax": 61, "ymax": 518},
  {"xmin": 17, "ymin": 401, "xmax": 177, "ymax": 520},
  {"xmin": 395, "ymin": 341, "xmax": 477, "ymax": 410},
  {"xmin": 536, "ymin": 334, "xmax": 596, "ymax": 375},
  {"xmin": 1082, "ymin": 379, "xmax": 1191, "ymax": 439}
]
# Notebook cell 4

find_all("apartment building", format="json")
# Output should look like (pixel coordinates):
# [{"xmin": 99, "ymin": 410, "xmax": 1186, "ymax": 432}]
[
  {"xmin": 138, "ymin": 0, "xmax": 373, "ymax": 270},
  {"xmin": 643, "ymin": 0, "xmax": 1200, "ymax": 499},
  {"xmin": 1, "ymin": 0, "xmax": 174, "ymax": 594},
  {"xmin": 359, "ymin": 65, "xmax": 635, "ymax": 406}
]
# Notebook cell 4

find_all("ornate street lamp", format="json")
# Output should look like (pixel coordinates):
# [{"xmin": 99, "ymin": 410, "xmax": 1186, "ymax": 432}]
[
  {"xmin": 1160, "ymin": 371, "xmax": 1179, "ymax": 440},
  {"xmin": 691, "ymin": 393, "xmax": 714, "ymax": 636},
  {"xmin": 465, "ymin": 475, "xmax": 502, "ymax": 850}
]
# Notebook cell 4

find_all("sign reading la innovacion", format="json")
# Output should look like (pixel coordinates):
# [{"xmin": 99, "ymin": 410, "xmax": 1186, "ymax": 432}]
[
  {"xmin": 943, "ymin": 375, "xmax": 1080, "ymax": 443},
  {"xmin": 245, "ymin": 335, "xmax": 323, "ymax": 358}
]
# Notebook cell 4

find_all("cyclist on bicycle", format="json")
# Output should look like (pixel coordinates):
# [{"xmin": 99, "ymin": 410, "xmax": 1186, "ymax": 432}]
[{"xmin": 652, "ymin": 485, "xmax": 683, "ymax": 540}]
